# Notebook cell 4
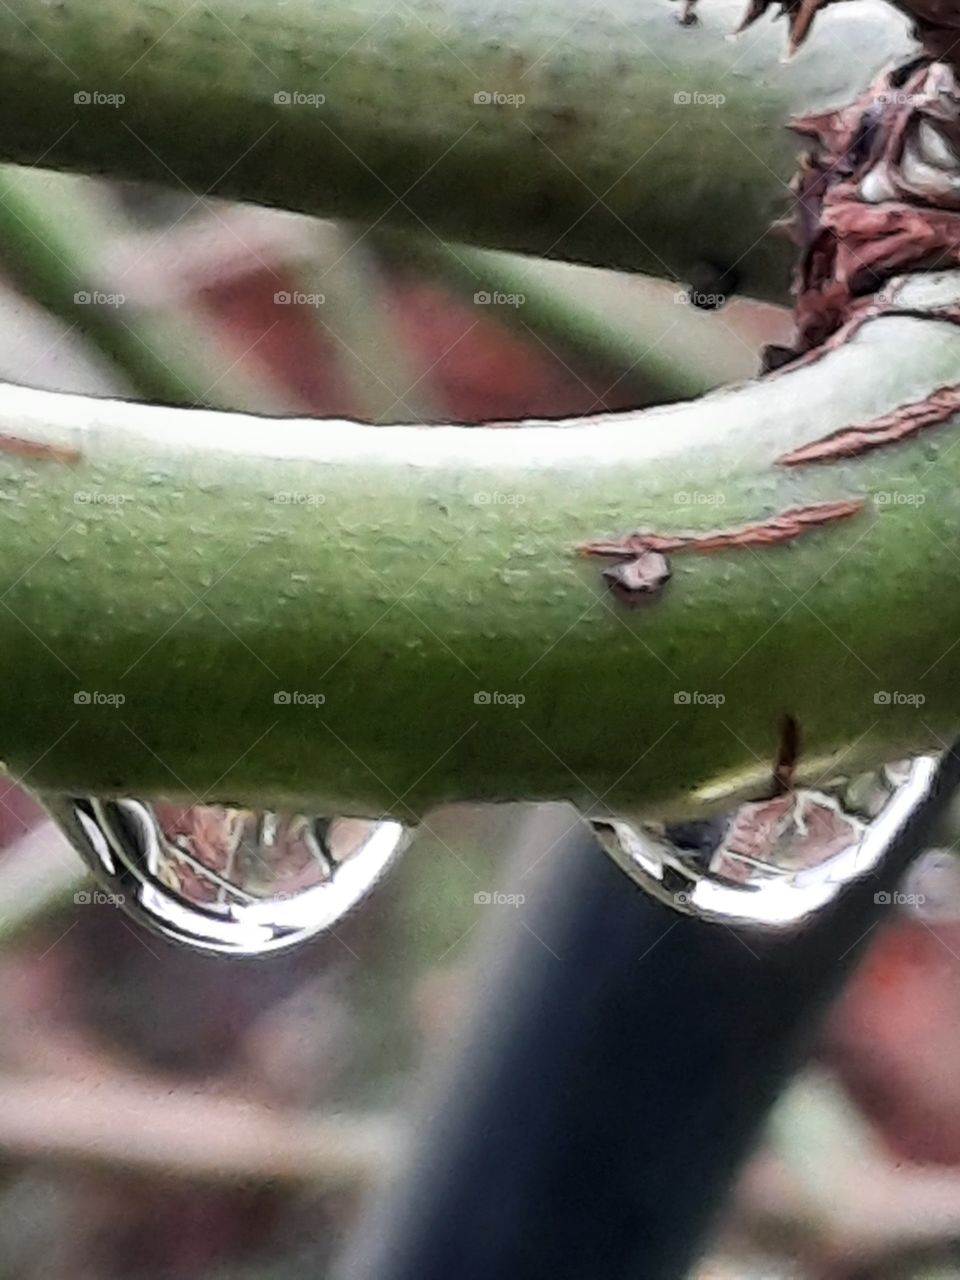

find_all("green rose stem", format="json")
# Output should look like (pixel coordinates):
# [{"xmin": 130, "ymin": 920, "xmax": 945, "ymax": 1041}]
[
  {"xmin": 0, "ymin": 272, "xmax": 957, "ymax": 821},
  {"xmin": 0, "ymin": 0, "xmax": 912, "ymax": 304}
]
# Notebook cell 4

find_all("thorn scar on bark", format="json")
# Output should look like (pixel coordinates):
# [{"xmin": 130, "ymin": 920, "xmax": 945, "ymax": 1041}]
[
  {"xmin": 778, "ymin": 384, "xmax": 960, "ymax": 465},
  {"xmin": 0, "ymin": 435, "xmax": 81, "ymax": 464},
  {"xmin": 582, "ymin": 499, "xmax": 864, "ymax": 558},
  {"xmin": 600, "ymin": 551, "xmax": 672, "ymax": 608},
  {"xmin": 581, "ymin": 500, "xmax": 864, "ymax": 605}
]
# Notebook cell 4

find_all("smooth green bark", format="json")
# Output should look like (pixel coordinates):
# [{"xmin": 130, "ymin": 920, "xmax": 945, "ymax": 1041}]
[
  {"xmin": 1, "ymin": 275, "xmax": 959, "ymax": 822},
  {"xmin": 0, "ymin": 0, "xmax": 912, "ymax": 302}
]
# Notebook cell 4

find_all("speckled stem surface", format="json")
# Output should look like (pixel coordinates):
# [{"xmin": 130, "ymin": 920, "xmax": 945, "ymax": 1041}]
[
  {"xmin": 0, "ymin": 0, "xmax": 912, "ymax": 301},
  {"xmin": 2, "ymin": 274, "xmax": 960, "ymax": 822}
]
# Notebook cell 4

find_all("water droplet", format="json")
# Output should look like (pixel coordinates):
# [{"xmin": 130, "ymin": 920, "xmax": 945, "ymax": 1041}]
[
  {"xmin": 593, "ymin": 753, "xmax": 939, "ymax": 929},
  {"xmin": 43, "ymin": 796, "xmax": 409, "ymax": 957}
]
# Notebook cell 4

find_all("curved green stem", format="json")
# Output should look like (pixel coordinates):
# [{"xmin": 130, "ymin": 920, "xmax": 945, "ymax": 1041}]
[
  {"xmin": 0, "ymin": 274, "xmax": 958, "ymax": 822},
  {"xmin": 0, "ymin": 0, "xmax": 912, "ymax": 303},
  {"xmin": 373, "ymin": 231, "xmax": 749, "ymax": 402},
  {"xmin": 0, "ymin": 167, "xmax": 298, "ymax": 410}
]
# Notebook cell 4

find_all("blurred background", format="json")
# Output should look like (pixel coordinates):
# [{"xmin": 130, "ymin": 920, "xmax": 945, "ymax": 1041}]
[{"xmin": 0, "ymin": 166, "xmax": 958, "ymax": 1280}]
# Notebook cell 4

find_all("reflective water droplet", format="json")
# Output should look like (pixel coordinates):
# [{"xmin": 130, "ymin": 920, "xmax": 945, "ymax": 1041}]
[
  {"xmin": 43, "ymin": 796, "xmax": 409, "ymax": 957},
  {"xmin": 593, "ymin": 754, "xmax": 940, "ymax": 930}
]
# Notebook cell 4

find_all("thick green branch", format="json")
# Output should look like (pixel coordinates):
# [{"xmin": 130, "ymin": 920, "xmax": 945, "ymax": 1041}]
[
  {"xmin": 371, "ymin": 232, "xmax": 739, "ymax": 402},
  {"xmin": 1, "ymin": 274, "xmax": 960, "ymax": 821},
  {"xmin": 0, "ymin": 0, "xmax": 912, "ymax": 302},
  {"xmin": 0, "ymin": 167, "xmax": 293, "ymax": 411}
]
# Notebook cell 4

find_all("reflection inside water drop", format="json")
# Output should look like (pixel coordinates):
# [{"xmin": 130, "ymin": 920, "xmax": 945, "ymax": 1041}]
[
  {"xmin": 43, "ymin": 795, "xmax": 410, "ymax": 957},
  {"xmin": 592, "ymin": 756, "xmax": 941, "ymax": 931},
  {"xmin": 151, "ymin": 807, "xmax": 375, "ymax": 903}
]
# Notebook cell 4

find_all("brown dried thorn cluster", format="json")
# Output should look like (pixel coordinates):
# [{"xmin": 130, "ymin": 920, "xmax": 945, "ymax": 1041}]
[{"xmin": 738, "ymin": 0, "xmax": 960, "ymax": 72}]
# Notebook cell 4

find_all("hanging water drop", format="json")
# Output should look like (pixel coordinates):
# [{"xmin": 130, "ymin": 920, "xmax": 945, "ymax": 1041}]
[
  {"xmin": 42, "ymin": 796, "xmax": 410, "ymax": 956},
  {"xmin": 592, "ymin": 754, "xmax": 939, "ymax": 930}
]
